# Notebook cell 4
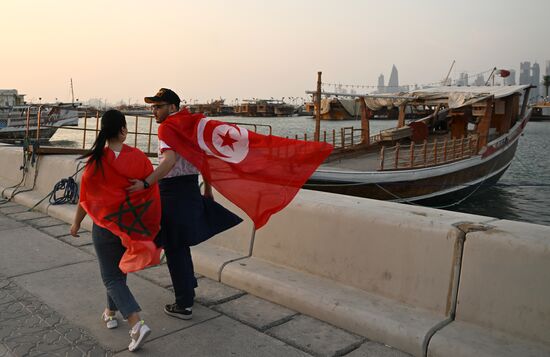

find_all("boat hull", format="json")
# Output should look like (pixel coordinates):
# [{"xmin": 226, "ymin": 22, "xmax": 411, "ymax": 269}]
[
  {"xmin": 305, "ymin": 113, "xmax": 528, "ymax": 205},
  {"xmin": 0, "ymin": 127, "xmax": 58, "ymax": 142},
  {"xmin": 0, "ymin": 105, "xmax": 78, "ymax": 143}
]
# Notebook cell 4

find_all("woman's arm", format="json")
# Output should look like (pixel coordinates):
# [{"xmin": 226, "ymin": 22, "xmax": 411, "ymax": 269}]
[{"xmin": 70, "ymin": 203, "xmax": 87, "ymax": 237}]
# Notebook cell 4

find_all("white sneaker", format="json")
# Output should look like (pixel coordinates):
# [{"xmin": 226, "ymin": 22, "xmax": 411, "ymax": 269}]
[
  {"xmin": 128, "ymin": 320, "xmax": 151, "ymax": 352},
  {"xmin": 102, "ymin": 312, "xmax": 118, "ymax": 329}
]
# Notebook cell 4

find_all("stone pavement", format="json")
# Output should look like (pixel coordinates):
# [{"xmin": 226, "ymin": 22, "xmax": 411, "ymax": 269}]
[{"xmin": 0, "ymin": 201, "xmax": 412, "ymax": 357}]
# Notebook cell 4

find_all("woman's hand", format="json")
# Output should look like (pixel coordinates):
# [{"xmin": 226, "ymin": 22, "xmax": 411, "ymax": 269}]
[{"xmin": 70, "ymin": 222, "xmax": 80, "ymax": 237}]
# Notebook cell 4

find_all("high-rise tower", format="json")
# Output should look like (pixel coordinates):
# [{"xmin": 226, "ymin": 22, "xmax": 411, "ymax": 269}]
[
  {"xmin": 377, "ymin": 74, "xmax": 385, "ymax": 93},
  {"xmin": 388, "ymin": 65, "xmax": 399, "ymax": 90}
]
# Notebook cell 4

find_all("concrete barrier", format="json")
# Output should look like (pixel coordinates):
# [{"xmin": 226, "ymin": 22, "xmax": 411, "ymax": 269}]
[
  {"xmin": 428, "ymin": 220, "xmax": 550, "ymax": 357},
  {"xmin": 0, "ymin": 145, "xmax": 27, "ymax": 185},
  {"xmin": 0, "ymin": 149, "xmax": 92, "ymax": 229},
  {"xmin": 220, "ymin": 189, "xmax": 495, "ymax": 356},
  {"xmin": 2, "ymin": 147, "xmax": 549, "ymax": 356}
]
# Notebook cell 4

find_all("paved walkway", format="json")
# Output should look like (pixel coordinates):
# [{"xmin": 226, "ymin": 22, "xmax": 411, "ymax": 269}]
[{"xmin": 0, "ymin": 201, "xmax": 411, "ymax": 357}]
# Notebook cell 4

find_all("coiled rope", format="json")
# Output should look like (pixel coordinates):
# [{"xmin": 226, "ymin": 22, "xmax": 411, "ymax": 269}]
[{"xmin": 29, "ymin": 161, "xmax": 85, "ymax": 211}]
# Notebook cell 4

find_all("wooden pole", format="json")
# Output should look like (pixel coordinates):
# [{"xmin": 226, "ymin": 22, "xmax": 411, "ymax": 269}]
[
  {"xmin": 380, "ymin": 146, "xmax": 385, "ymax": 170},
  {"xmin": 477, "ymin": 96, "xmax": 494, "ymax": 151},
  {"xmin": 433, "ymin": 138, "xmax": 438, "ymax": 164},
  {"xmin": 394, "ymin": 143, "xmax": 400, "ymax": 169},
  {"xmin": 359, "ymin": 97, "xmax": 371, "ymax": 145},
  {"xmin": 451, "ymin": 139, "xmax": 458, "ymax": 160},
  {"xmin": 314, "ymin": 71, "xmax": 322, "ymax": 142},
  {"xmin": 409, "ymin": 141, "xmax": 415, "ymax": 168},
  {"xmin": 397, "ymin": 104, "xmax": 406, "ymax": 128},
  {"xmin": 422, "ymin": 140, "xmax": 427, "ymax": 166}
]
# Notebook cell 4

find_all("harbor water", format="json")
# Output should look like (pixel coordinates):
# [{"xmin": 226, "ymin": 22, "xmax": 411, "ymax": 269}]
[{"xmin": 50, "ymin": 115, "xmax": 550, "ymax": 226}]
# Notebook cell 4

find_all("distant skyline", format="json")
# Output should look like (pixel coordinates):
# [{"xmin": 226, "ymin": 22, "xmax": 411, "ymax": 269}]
[{"xmin": 2, "ymin": 0, "xmax": 550, "ymax": 104}]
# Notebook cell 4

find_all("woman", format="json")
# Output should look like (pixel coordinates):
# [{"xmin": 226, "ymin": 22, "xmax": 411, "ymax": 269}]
[{"xmin": 71, "ymin": 109, "xmax": 161, "ymax": 352}]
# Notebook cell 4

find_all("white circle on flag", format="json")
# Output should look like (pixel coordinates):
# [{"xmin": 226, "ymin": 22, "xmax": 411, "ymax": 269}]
[{"xmin": 197, "ymin": 118, "xmax": 249, "ymax": 163}]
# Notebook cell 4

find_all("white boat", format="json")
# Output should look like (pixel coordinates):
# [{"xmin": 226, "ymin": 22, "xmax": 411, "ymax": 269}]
[{"xmin": 0, "ymin": 104, "xmax": 79, "ymax": 142}]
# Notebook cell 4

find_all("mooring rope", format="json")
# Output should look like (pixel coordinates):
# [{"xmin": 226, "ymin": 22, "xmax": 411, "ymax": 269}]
[{"xmin": 28, "ymin": 161, "xmax": 85, "ymax": 211}]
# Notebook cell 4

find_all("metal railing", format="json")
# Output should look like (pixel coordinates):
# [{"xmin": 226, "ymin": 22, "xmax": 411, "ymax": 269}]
[
  {"xmin": 10, "ymin": 106, "xmax": 377, "ymax": 155},
  {"xmin": 34, "ymin": 111, "xmax": 275, "ymax": 157}
]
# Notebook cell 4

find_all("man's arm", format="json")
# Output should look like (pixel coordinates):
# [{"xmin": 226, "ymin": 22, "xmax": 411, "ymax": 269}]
[
  {"xmin": 127, "ymin": 150, "xmax": 177, "ymax": 192},
  {"xmin": 203, "ymin": 179, "xmax": 214, "ymax": 199}
]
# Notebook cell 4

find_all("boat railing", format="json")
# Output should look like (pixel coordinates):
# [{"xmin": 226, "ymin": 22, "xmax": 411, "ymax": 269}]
[
  {"xmin": 0, "ymin": 108, "xmax": 40, "ymax": 128},
  {"xmin": 378, "ymin": 135, "xmax": 479, "ymax": 171},
  {"xmin": 288, "ymin": 127, "xmax": 378, "ymax": 150}
]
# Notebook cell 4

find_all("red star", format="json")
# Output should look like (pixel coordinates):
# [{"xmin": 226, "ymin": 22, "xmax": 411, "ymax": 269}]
[{"xmin": 219, "ymin": 130, "xmax": 238, "ymax": 150}]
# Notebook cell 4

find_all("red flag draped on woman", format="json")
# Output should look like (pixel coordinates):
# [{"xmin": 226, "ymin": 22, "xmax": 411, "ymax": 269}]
[
  {"xmin": 80, "ymin": 146, "xmax": 162, "ymax": 272},
  {"xmin": 158, "ymin": 108, "xmax": 333, "ymax": 228}
]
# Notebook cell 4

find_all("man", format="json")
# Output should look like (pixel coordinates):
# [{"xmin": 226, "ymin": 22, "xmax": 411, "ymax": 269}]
[{"xmin": 127, "ymin": 88, "xmax": 216, "ymax": 319}]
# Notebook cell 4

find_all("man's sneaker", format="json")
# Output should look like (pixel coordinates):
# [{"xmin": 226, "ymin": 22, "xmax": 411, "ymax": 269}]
[
  {"xmin": 164, "ymin": 303, "xmax": 192, "ymax": 320},
  {"xmin": 128, "ymin": 320, "xmax": 151, "ymax": 352},
  {"xmin": 102, "ymin": 311, "xmax": 118, "ymax": 329}
]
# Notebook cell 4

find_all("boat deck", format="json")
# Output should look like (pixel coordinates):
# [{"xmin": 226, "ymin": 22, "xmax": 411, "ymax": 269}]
[
  {"xmin": 320, "ymin": 131, "xmax": 471, "ymax": 173},
  {"xmin": 322, "ymin": 150, "xmax": 381, "ymax": 172}
]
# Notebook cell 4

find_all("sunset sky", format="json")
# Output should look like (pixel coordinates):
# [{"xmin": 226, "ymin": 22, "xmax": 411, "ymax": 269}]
[{"xmin": 2, "ymin": 0, "xmax": 549, "ymax": 105}]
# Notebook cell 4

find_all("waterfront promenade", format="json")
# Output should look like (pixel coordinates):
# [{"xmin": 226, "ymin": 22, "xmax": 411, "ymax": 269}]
[
  {"xmin": 0, "ymin": 202, "xmax": 410, "ymax": 357},
  {"xmin": 1, "ymin": 146, "xmax": 550, "ymax": 356}
]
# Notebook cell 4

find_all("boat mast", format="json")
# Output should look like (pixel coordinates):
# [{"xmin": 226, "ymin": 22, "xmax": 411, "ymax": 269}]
[
  {"xmin": 314, "ymin": 71, "xmax": 322, "ymax": 142},
  {"xmin": 484, "ymin": 67, "xmax": 497, "ymax": 86},
  {"xmin": 443, "ymin": 60, "xmax": 455, "ymax": 86},
  {"xmin": 70, "ymin": 78, "xmax": 75, "ymax": 104}
]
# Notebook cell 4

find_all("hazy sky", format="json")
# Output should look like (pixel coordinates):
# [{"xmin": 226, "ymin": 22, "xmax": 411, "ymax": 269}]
[{"xmin": 2, "ymin": 0, "xmax": 549, "ymax": 104}]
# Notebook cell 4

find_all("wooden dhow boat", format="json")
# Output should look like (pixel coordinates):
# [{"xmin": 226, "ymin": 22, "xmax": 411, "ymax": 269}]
[
  {"xmin": 304, "ymin": 84, "xmax": 533, "ymax": 205},
  {"xmin": 316, "ymin": 97, "xmax": 361, "ymax": 120}
]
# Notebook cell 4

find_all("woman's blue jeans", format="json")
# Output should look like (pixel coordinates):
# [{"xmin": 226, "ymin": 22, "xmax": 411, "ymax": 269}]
[{"xmin": 92, "ymin": 224, "xmax": 141, "ymax": 318}]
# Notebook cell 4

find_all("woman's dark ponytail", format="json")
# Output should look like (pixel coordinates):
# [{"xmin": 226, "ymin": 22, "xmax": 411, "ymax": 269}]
[{"xmin": 79, "ymin": 109, "xmax": 127, "ymax": 172}]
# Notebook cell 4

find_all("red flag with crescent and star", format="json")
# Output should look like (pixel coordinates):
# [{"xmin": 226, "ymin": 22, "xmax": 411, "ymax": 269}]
[
  {"xmin": 158, "ymin": 108, "xmax": 333, "ymax": 229},
  {"xmin": 80, "ymin": 145, "xmax": 162, "ymax": 273}
]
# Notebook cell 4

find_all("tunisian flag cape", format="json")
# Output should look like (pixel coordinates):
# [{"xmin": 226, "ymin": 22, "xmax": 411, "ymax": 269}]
[
  {"xmin": 80, "ymin": 145, "xmax": 162, "ymax": 273},
  {"xmin": 158, "ymin": 109, "xmax": 333, "ymax": 228}
]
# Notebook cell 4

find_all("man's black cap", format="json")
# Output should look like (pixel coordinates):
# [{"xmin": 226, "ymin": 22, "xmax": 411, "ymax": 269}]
[{"xmin": 144, "ymin": 88, "xmax": 181, "ymax": 105}]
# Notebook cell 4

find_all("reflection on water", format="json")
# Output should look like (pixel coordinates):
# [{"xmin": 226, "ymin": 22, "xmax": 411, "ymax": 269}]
[
  {"xmin": 449, "ymin": 184, "xmax": 521, "ymax": 221},
  {"xmin": 449, "ymin": 121, "xmax": 550, "ymax": 226},
  {"xmin": 48, "ymin": 116, "xmax": 550, "ymax": 226}
]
